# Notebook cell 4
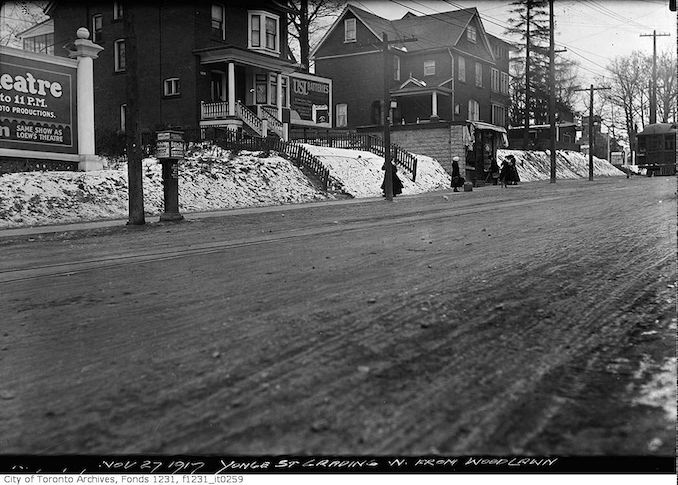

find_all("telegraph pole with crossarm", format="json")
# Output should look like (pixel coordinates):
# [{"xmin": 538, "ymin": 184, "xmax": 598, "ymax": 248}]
[
  {"xmin": 574, "ymin": 84, "xmax": 610, "ymax": 181},
  {"xmin": 639, "ymin": 30, "xmax": 671, "ymax": 124}
]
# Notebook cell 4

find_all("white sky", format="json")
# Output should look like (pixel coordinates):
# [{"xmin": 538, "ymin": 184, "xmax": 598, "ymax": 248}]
[{"xmin": 348, "ymin": 0, "xmax": 676, "ymax": 86}]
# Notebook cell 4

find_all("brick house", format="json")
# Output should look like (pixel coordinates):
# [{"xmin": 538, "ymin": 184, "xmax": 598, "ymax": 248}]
[
  {"xmin": 312, "ymin": 5, "xmax": 513, "ymax": 184},
  {"xmin": 312, "ymin": 5, "xmax": 511, "ymax": 130},
  {"xmin": 46, "ymin": 0, "xmax": 332, "ymax": 149}
]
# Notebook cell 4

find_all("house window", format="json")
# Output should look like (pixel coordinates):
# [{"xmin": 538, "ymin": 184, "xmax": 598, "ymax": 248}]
[
  {"xmin": 467, "ymin": 25, "xmax": 477, "ymax": 43},
  {"xmin": 120, "ymin": 104, "xmax": 126, "ymax": 133},
  {"xmin": 492, "ymin": 104, "xmax": 506, "ymax": 126},
  {"xmin": 491, "ymin": 68, "xmax": 499, "ymax": 92},
  {"xmin": 344, "ymin": 18, "xmax": 356, "ymax": 42},
  {"xmin": 458, "ymin": 56, "xmax": 465, "ymax": 81},
  {"xmin": 424, "ymin": 60, "xmax": 435, "ymax": 76},
  {"xmin": 500, "ymin": 72, "xmax": 509, "ymax": 95},
  {"xmin": 114, "ymin": 39, "xmax": 126, "ymax": 72},
  {"xmin": 336, "ymin": 103, "xmax": 347, "ymax": 127},
  {"xmin": 211, "ymin": 4, "xmax": 225, "ymax": 39},
  {"xmin": 113, "ymin": 1, "xmax": 123, "ymax": 20},
  {"xmin": 265, "ymin": 17, "xmax": 277, "ymax": 50},
  {"xmin": 250, "ymin": 15, "xmax": 260, "ymax": 47},
  {"xmin": 475, "ymin": 62, "xmax": 482, "ymax": 87},
  {"xmin": 249, "ymin": 11, "xmax": 279, "ymax": 53},
  {"xmin": 393, "ymin": 55, "xmax": 400, "ymax": 81},
  {"xmin": 23, "ymin": 33, "xmax": 54, "ymax": 54},
  {"xmin": 91, "ymin": 14, "xmax": 103, "ymax": 42},
  {"xmin": 468, "ymin": 99, "xmax": 479, "ymax": 121},
  {"xmin": 164, "ymin": 78, "xmax": 180, "ymax": 96}
]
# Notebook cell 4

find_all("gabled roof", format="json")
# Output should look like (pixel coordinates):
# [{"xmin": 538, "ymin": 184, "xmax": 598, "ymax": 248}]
[
  {"xmin": 17, "ymin": 18, "xmax": 53, "ymax": 38},
  {"xmin": 312, "ymin": 4, "xmax": 495, "ymax": 62}
]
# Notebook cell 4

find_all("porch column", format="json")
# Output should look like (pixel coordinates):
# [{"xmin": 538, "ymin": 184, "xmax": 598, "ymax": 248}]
[
  {"xmin": 431, "ymin": 91, "xmax": 438, "ymax": 118},
  {"xmin": 276, "ymin": 73, "xmax": 283, "ymax": 120},
  {"xmin": 228, "ymin": 62, "xmax": 236, "ymax": 116}
]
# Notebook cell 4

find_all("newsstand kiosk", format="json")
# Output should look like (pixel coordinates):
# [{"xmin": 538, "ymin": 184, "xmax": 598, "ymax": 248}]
[{"xmin": 155, "ymin": 130, "xmax": 184, "ymax": 222}]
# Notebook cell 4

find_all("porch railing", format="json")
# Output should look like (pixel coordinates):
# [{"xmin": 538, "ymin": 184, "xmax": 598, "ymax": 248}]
[
  {"xmin": 260, "ymin": 106, "xmax": 285, "ymax": 139},
  {"xmin": 201, "ymin": 101, "xmax": 229, "ymax": 120},
  {"xmin": 236, "ymin": 100, "xmax": 263, "ymax": 136}
]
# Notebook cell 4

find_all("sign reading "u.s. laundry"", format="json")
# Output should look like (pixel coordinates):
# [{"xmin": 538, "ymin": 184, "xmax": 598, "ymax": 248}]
[
  {"xmin": 288, "ymin": 72, "xmax": 331, "ymax": 128},
  {"xmin": 0, "ymin": 49, "xmax": 77, "ymax": 154}
]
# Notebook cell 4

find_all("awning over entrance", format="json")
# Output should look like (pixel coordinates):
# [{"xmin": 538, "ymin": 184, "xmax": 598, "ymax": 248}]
[{"xmin": 468, "ymin": 120, "xmax": 507, "ymax": 134}]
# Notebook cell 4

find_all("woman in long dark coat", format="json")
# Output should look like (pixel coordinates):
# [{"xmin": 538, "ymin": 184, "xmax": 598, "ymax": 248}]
[
  {"xmin": 499, "ymin": 158, "xmax": 510, "ymax": 188},
  {"xmin": 451, "ymin": 157, "xmax": 464, "ymax": 192},
  {"xmin": 381, "ymin": 162, "xmax": 403, "ymax": 197}
]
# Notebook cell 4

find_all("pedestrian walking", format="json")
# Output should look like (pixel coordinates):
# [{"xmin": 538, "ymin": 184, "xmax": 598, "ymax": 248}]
[
  {"xmin": 489, "ymin": 157, "xmax": 500, "ymax": 185},
  {"xmin": 509, "ymin": 157, "xmax": 520, "ymax": 185},
  {"xmin": 451, "ymin": 156, "xmax": 465, "ymax": 192},
  {"xmin": 381, "ymin": 162, "xmax": 403, "ymax": 197},
  {"xmin": 499, "ymin": 159, "xmax": 510, "ymax": 188}
]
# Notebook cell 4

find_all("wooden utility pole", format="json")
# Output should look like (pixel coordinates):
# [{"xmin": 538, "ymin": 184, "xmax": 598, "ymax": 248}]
[
  {"xmin": 548, "ymin": 0, "xmax": 555, "ymax": 183},
  {"xmin": 575, "ymin": 84, "xmax": 610, "ymax": 181},
  {"xmin": 523, "ymin": 0, "xmax": 531, "ymax": 150},
  {"xmin": 548, "ymin": 0, "xmax": 567, "ymax": 183},
  {"xmin": 380, "ymin": 32, "xmax": 417, "ymax": 201},
  {"xmin": 125, "ymin": 6, "xmax": 145, "ymax": 225},
  {"xmin": 640, "ymin": 30, "xmax": 670, "ymax": 125}
]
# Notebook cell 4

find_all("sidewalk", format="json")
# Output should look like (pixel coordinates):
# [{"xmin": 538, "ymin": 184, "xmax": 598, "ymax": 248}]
[{"xmin": 0, "ymin": 193, "xmax": 395, "ymax": 238}]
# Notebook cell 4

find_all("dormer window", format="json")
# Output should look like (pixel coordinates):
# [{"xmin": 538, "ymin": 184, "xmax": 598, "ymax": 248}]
[
  {"xmin": 249, "ymin": 11, "xmax": 279, "ymax": 54},
  {"xmin": 467, "ymin": 25, "xmax": 477, "ymax": 43},
  {"xmin": 424, "ymin": 60, "xmax": 435, "ymax": 76},
  {"xmin": 344, "ymin": 18, "xmax": 356, "ymax": 42}
]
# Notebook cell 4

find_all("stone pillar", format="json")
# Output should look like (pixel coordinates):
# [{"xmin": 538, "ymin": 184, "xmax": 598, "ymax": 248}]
[
  {"xmin": 69, "ymin": 27, "xmax": 104, "ymax": 171},
  {"xmin": 228, "ymin": 62, "xmax": 236, "ymax": 116}
]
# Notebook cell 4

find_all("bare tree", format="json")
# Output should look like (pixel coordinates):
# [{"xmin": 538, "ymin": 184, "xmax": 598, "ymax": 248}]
[
  {"xmin": 605, "ymin": 51, "xmax": 651, "ymax": 152},
  {"xmin": 656, "ymin": 51, "xmax": 677, "ymax": 123},
  {"xmin": 287, "ymin": 0, "xmax": 341, "ymax": 71}
]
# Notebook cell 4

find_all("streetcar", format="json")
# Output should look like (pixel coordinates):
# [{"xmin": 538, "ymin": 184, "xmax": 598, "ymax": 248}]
[{"xmin": 636, "ymin": 123, "xmax": 677, "ymax": 176}]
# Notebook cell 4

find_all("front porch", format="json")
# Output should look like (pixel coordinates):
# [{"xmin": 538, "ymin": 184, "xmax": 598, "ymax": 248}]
[
  {"xmin": 194, "ymin": 46, "xmax": 294, "ymax": 139},
  {"xmin": 390, "ymin": 78, "xmax": 454, "ymax": 125}
]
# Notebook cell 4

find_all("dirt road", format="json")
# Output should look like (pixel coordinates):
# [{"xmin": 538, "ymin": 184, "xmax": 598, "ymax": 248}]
[{"xmin": 0, "ymin": 176, "xmax": 675, "ymax": 455}]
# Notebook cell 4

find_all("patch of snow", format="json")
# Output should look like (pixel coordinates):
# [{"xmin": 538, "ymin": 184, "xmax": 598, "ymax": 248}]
[{"xmin": 634, "ymin": 357, "xmax": 677, "ymax": 421}]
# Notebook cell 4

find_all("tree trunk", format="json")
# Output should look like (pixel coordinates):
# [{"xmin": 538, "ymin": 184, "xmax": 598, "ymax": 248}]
[{"xmin": 299, "ymin": 0, "xmax": 310, "ymax": 72}]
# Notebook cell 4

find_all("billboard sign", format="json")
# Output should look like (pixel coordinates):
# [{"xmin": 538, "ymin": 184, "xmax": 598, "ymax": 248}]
[
  {"xmin": 289, "ymin": 72, "xmax": 332, "ymax": 128},
  {"xmin": 0, "ymin": 48, "xmax": 77, "ymax": 154}
]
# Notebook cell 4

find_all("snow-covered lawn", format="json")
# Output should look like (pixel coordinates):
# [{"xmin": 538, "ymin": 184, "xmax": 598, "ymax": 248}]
[
  {"xmin": 0, "ymin": 150, "xmax": 331, "ymax": 229},
  {"xmin": 300, "ymin": 144, "xmax": 451, "ymax": 198}
]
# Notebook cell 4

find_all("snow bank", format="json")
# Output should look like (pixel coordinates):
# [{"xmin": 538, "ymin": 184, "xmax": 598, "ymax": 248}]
[
  {"xmin": 0, "ymin": 144, "xmax": 625, "ymax": 230},
  {"xmin": 0, "ymin": 151, "xmax": 330, "ymax": 229},
  {"xmin": 497, "ymin": 149, "xmax": 625, "ymax": 182},
  {"xmin": 301, "ymin": 144, "xmax": 451, "ymax": 198}
]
